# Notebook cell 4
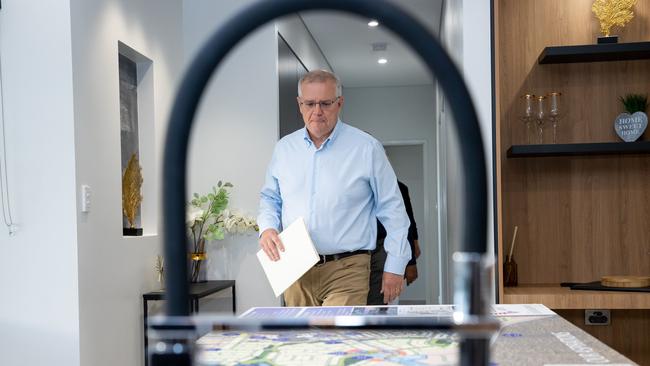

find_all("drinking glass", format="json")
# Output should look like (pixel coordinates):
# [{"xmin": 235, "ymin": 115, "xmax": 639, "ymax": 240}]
[
  {"xmin": 535, "ymin": 95, "xmax": 546, "ymax": 144},
  {"xmin": 520, "ymin": 94, "xmax": 535, "ymax": 144},
  {"xmin": 547, "ymin": 92, "xmax": 562, "ymax": 143}
]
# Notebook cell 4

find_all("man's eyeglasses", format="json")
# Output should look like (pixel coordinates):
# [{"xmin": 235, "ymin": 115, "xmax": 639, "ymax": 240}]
[{"xmin": 299, "ymin": 97, "xmax": 339, "ymax": 110}]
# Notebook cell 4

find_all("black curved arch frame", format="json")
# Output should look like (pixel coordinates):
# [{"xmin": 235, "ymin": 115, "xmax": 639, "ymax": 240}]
[{"xmin": 162, "ymin": 0, "xmax": 487, "ymax": 317}]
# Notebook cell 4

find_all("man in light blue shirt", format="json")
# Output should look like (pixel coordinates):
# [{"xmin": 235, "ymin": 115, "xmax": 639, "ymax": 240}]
[{"xmin": 258, "ymin": 70, "xmax": 411, "ymax": 306}]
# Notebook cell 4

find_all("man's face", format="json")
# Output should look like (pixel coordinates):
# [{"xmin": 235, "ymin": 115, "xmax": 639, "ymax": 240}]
[{"xmin": 297, "ymin": 80, "xmax": 344, "ymax": 141}]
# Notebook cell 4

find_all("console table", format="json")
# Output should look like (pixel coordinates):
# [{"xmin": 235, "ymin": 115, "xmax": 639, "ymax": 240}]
[{"xmin": 142, "ymin": 280, "xmax": 235, "ymax": 366}]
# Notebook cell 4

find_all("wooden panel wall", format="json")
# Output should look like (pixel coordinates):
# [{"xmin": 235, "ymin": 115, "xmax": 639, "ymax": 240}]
[{"xmin": 496, "ymin": 0, "xmax": 650, "ymax": 288}]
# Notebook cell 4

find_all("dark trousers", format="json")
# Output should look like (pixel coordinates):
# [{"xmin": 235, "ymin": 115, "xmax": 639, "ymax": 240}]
[{"xmin": 367, "ymin": 239, "xmax": 387, "ymax": 305}]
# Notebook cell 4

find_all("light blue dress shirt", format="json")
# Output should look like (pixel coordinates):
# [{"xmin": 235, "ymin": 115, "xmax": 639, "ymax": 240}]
[{"xmin": 257, "ymin": 120, "xmax": 411, "ymax": 275}]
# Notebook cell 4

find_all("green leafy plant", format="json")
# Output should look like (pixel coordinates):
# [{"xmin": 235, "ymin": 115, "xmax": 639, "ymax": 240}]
[
  {"xmin": 619, "ymin": 93, "xmax": 648, "ymax": 114},
  {"xmin": 186, "ymin": 181, "xmax": 258, "ymax": 282},
  {"xmin": 187, "ymin": 181, "xmax": 233, "ymax": 245}
]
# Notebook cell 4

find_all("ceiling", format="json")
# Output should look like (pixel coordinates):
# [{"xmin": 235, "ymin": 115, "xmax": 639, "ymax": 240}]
[{"xmin": 300, "ymin": 0, "xmax": 443, "ymax": 88}]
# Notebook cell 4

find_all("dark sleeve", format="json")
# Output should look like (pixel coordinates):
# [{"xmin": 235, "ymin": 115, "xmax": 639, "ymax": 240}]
[
  {"xmin": 399, "ymin": 182, "xmax": 419, "ymax": 241},
  {"xmin": 398, "ymin": 181, "xmax": 418, "ymax": 266},
  {"xmin": 376, "ymin": 219, "xmax": 387, "ymax": 241}
]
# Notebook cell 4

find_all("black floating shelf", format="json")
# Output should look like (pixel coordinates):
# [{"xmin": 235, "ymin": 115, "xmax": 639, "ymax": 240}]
[
  {"xmin": 538, "ymin": 41, "xmax": 650, "ymax": 64},
  {"xmin": 507, "ymin": 141, "xmax": 650, "ymax": 158}
]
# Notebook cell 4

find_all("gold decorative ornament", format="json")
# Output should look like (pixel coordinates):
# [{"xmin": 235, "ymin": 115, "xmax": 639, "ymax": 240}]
[
  {"xmin": 592, "ymin": 0, "xmax": 637, "ymax": 37},
  {"xmin": 122, "ymin": 153, "xmax": 143, "ymax": 229}
]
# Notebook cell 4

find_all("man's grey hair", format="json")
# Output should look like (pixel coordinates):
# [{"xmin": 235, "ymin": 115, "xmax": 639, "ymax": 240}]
[{"xmin": 298, "ymin": 70, "xmax": 342, "ymax": 98}]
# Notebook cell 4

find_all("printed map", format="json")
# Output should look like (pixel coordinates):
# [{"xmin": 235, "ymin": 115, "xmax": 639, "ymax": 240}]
[
  {"xmin": 197, "ymin": 328, "xmax": 458, "ymax": 365},
  {"xmin": 193, "ymin": 305, "xmax": 633, "ymax": 366}
]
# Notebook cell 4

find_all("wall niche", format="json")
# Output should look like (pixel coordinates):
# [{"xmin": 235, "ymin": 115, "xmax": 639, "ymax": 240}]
[{"xmin": 118, "ymin": 41, "xmax": 156, "ymax": 237}]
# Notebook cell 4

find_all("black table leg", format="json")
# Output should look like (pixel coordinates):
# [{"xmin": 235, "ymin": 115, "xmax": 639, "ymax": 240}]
[
  {"xmin": 232, "ymin": 284, "xmax": 236, "ymax": 314},
  {"xmin": 143, "ymin": 298, "xmax": 149, "ymax": 366}
]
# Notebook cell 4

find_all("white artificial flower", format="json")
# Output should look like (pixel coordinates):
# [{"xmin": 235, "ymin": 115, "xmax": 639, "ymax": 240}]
[
  {"xmin": 224, "ymin": 214, "xmax": 238, "ymax": 233},
  {"xmin": 186, "ymin": 206, "xmax": 204, "ymax": 225}
]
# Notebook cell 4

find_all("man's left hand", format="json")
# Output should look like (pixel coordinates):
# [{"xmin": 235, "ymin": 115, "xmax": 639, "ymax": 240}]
[{"xmin": 381, "ymin": 272, "xmax": 404, "ymax": 304}]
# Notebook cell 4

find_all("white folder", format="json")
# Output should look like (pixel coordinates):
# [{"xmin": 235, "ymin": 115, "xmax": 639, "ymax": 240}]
[{"xmin": 256, "ymin": 217, "xmax": 319, "ymax": 297}]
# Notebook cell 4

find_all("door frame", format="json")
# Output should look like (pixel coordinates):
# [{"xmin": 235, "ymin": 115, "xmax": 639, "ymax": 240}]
[{"xmin": 382, "ymin": 139, "xmax": 435, "ymax": 304}]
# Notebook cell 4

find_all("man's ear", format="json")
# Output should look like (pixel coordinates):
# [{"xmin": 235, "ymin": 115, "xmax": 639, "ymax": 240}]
[{"xmin": 337, "ymin": 96, "xmax": 344, "ymax": 108}]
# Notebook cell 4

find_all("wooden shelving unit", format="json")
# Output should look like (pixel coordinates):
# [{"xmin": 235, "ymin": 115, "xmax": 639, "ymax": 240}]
[
  {"xmin": 494, "ymin": 1, "xmax": 650, "ymax": 363},
  {"xmin": 538, "ymin": 41, "xmax": 650, "ymax": 64},
  {"xmin": 495, "ymin": 0, "xmax": 650, "ymax": 301},
  {"xmin": 507, "ymin": 141, "xmax": 650, "ymax": 157},
  {"xmin": 503, "ymin": 285, "xmax": 650, "ymax": 310}
]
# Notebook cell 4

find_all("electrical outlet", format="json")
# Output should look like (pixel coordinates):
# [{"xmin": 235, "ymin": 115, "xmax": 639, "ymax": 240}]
[{"xmin": 585, "ymin": 309, "xmax": 610, "ymax": 325}]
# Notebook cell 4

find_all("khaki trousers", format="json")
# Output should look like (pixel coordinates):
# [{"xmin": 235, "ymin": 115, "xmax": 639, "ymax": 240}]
[{"xmin": 284, "ymin": 253, "xmax": 371, "ymax": 307}]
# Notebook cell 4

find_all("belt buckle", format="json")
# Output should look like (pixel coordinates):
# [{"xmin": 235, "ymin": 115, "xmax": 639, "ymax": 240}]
[{"xmin": 317, "ymin": 254, "xmax": 327, "ymax": 266}]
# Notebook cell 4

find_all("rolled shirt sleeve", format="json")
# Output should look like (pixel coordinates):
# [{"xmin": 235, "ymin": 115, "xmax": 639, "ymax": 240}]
[{"xmin": 369, "ymin": 140, "xmax": 412, "ymax": 275}]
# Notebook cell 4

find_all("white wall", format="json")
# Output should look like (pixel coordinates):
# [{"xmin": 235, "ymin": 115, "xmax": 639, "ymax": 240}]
[
  {"xmin": 0, "ymin": 1, "xmax": 81, "ymax": 365},
  {"xmin": 69, "ymin": 0, "xmax": 182, "ymax": 365},
  {"xmin": 342, "ymin": 85, "xmax": 437, "ymax": 303},
  {"xmin": 183, "ymin": 0, "xmax": 281, "ymax": 312},
  {"xmin": 440, "ymin": 0, "xmax": 494, "ymax": 303}
]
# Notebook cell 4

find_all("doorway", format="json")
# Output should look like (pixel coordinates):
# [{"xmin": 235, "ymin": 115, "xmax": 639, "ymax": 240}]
[{"xmin": 384, "ymin": 142, "xmax": 433, "ymax": 305}]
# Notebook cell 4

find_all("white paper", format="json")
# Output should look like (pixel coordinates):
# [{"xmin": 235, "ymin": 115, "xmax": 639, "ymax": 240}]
[
  {"xmin": 490, "ymin": 304, "xmax": 555, "ymax": 316},
  {"xmin": 256, "ymin": 217, "xmax": 319, "ymax": 297}
]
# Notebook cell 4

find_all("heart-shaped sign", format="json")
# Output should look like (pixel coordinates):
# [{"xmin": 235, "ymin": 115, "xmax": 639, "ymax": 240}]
[{"xmin": 614, "ymin": 111, "xmax": 648, "ymax": 142}]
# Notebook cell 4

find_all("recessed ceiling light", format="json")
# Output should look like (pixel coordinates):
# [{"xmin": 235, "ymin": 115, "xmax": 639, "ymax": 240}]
[
  {"xmin": 368, "ymin": 20, "xmax": 379, "ymax": 27},
  {"xmin": 377, "ymin": 58, "xmax": 388, "ymax": 64}
]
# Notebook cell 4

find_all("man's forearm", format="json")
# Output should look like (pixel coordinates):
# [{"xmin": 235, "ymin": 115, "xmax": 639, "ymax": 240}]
[{"xmin": 257, "ymin": 194, "xmax": 282, "ymax": 235}]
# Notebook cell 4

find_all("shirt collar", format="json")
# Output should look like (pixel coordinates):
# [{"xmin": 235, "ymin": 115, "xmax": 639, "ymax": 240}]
[
  {"xmin": 302, "ymin": 119, "xmax": 344, "ymax": 149},
  {"xmin": 302, "ymin": 127, "xmax": 311, "ymax": 147}
]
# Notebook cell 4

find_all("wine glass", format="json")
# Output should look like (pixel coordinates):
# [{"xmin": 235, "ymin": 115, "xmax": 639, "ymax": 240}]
[
  {"xmin": 520, "ymin": 94, "xmax": 535, "ymax": 144},
  {"xmin": 547, "ymin": 92, "xmax": 562, "ymax": 143},
  {"xmin": 535, "ymin": 95, "xmax": 546, "ymax": 144}
]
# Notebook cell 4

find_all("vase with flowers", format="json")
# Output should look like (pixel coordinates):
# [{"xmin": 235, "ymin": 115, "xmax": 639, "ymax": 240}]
[{"xmin": 186, "ymin": 181, "xmax": 259, "ymax": 282}]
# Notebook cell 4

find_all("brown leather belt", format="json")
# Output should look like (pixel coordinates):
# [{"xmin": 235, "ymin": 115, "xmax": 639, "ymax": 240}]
[{"xmin": 316, "ymin": 250, "xmax": 371, "ymax": 265}]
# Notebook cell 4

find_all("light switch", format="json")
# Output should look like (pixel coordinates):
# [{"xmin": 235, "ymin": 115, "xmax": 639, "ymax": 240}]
[{"xmin": 81, "ymin": 185, "xmax": 91, "ymax": 212}]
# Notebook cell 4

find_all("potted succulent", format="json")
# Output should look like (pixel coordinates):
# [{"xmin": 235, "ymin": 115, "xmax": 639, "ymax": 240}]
[{"xmin": 614, "ymin": 94, "xmax": 648, "ymax": 142}]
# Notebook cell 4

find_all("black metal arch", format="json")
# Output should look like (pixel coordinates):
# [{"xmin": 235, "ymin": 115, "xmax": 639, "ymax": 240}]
[{"xmin": 163, "ymin": 0, "xmax": 487, "ymax": 316}]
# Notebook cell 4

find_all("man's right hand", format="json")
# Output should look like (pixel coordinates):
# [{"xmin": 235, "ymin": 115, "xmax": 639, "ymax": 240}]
[
  {"xmin": 259, "ymin": 229, "xmax": 284, "ymax": 261},
  {"xmin": 405, "ymin": 264, "xmax": 418, "ymax": 286}
]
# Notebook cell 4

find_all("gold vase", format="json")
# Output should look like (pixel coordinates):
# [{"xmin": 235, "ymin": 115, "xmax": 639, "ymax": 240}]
[
  {"xmin": 190, "ymin": 237, "xmax": 207, "ymax": 283},
  {"xmin": 190, "ymin": 251, "xmax": 207, "ymax": 283}
]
